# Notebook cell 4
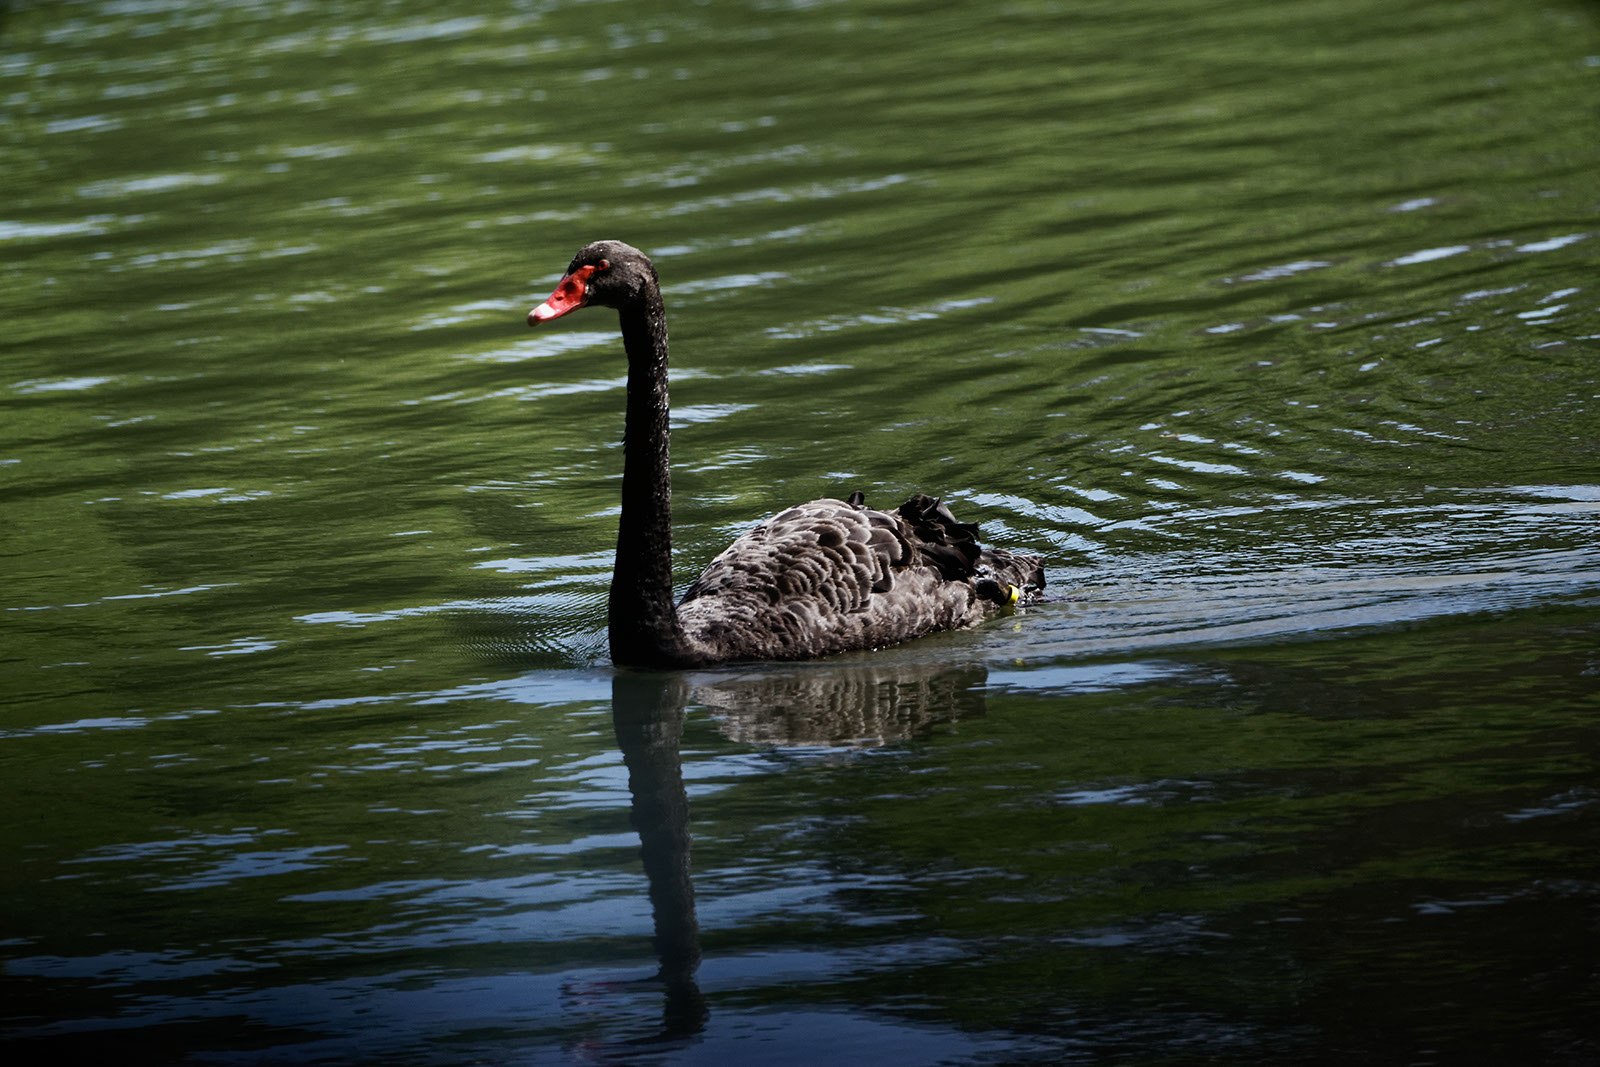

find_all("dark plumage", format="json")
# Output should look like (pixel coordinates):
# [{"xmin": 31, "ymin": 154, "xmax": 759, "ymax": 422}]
[{"xmin": 527, "ymin": 240, "xmax": 1044, "ymax": 668}]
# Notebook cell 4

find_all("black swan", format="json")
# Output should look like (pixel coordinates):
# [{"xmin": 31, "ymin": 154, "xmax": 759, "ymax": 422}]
[{"xmin": 527, "ymin": 240, "xmax": 1044, "ymax": 668}]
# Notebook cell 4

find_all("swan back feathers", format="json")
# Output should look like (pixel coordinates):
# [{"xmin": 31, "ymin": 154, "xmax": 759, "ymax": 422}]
[{"xmin": 673, "ymin": 494, "xmax": 1044, "ymax": 663}]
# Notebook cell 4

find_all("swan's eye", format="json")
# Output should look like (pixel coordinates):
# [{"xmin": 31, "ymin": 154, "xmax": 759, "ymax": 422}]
[{"xmin": 597, "ymin": 259, "xmax": 610, "ymax": 271}]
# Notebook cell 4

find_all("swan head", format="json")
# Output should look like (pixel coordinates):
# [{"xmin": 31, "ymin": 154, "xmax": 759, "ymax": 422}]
[{"xmin": 528, "ymin": 240, "xmax": 657, "ymax": 326}]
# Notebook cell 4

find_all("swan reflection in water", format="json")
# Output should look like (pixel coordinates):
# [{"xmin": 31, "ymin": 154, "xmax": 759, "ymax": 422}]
[
  {"xmin": 599, "ymin": 662, "xmax": 990, "ymax": 1048},
  {"xmin": 608, "ymin": 672, "xmax": 706, "ymax": 1042}
]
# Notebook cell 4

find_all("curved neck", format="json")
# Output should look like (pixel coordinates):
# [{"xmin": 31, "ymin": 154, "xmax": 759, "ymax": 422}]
[{"xmin": 609, "ymin": 287, "xmax": 691, "ymax": 667}]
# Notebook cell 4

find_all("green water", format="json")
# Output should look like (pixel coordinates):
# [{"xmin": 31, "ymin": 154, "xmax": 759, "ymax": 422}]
[{"xmin": 3, "ymin": 0, "xmax": 1598, "ymax": 1062}]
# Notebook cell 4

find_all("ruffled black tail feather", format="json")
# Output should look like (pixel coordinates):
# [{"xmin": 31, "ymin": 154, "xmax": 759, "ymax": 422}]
[
  {"xmin": 896, "ymin": 493, "xmax": 981, "ymax": 580},
  {"xmin": 841, "ymin": 491, "xmax": 1044, "ymax": 594}
]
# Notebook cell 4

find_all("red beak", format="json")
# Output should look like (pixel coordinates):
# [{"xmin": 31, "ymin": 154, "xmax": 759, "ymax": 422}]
[{"xmin": 528, "ymin": 263, "xmax": 600, "ymax": 326}]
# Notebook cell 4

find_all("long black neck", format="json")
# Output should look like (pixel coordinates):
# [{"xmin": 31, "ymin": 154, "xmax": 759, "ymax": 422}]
[{"xmin": 609, "ymin": 284, "xmax": 691, "ymax": 667}]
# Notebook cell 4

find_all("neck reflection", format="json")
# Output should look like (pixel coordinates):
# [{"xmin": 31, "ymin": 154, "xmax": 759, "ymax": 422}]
[{"xmin": 611, "ymin": 671, "xmax": 705, "ymax": 1037}]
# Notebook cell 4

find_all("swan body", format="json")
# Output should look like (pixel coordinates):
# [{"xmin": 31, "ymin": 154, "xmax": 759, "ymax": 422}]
[{"xmin": 528, "ymin": 240, "xmax": 1044, "ymax": 668}]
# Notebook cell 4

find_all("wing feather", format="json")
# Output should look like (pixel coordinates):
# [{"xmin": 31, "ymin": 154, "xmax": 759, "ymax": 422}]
[{"xmin": 674, "ymin": 495, "xmax": 1044, "ymax": 663}]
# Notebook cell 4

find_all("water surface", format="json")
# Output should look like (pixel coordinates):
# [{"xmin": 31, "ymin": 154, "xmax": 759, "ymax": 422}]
[{"xmin": 3, "ymin": 0, "xmax": 1598, "ymax": 1062}]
